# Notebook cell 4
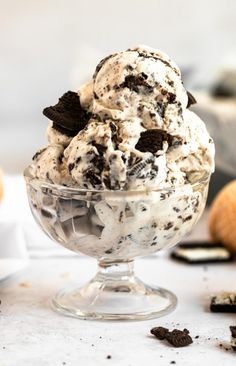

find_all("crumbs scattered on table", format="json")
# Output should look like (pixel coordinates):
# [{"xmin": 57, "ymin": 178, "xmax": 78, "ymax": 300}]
[{"xmin": 106, "ymin": 355, "xmax": 112, "ymax": 359}]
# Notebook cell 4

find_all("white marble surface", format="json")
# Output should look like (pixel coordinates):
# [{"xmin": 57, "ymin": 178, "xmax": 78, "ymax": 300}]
[{"xmin": 1, "ymin": 254, "xmax": 236, "ymax": 366}]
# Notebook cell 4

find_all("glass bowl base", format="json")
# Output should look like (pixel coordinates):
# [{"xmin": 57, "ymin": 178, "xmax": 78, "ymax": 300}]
[{"xmin": 51, "ymin": 275, "xmax": 177, "ymax": 321}]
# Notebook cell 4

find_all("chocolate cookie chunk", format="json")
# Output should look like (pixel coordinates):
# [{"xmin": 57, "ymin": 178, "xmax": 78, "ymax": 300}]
[
  {"xmin": 85, "ymin": 169, "xmax": 102, "ymax": 187},
  {"xmin": 165, "ymin": 329, "xmax": 193, "ymax": 348},
  {"xmin": 150, "ymin": 326, "xmax": 169, "ymax": 340},
  {"xmin": 210, "ymin": 293, "xmax": 236, "ymax": 313},
  {"xmin": 150, "ymin": 326, "xmax": 193, "ymax": 347},
  {"xmin": 187, "ymin": 91, "xmax": 197, "ymax": 108},
  {"xmin": 230, "ymin": 326, "xmax": 236, "ymax": 351},
  {"xmin": 135, "ymin": 129, "xmax": 173, "ymax": 153},
  {"xmin": 43, "ymin": 91, "xmax": 90, "ymax": 137},
  {"xmin": 212, "ymin": 85, "xmax": 234, "ymax": 98},
  {"xmin": 120, "ymin": 74, "xmax": 153, "ymax": 94},
  {"xmin": 171, "ymin": 242, "xmax": 233, "ymax": 264}
]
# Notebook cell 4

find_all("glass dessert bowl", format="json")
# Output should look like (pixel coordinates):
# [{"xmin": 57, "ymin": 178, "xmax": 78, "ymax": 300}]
[{"xmin": 24, "ymin": 166, "xmax": 210, "ymax": 320}]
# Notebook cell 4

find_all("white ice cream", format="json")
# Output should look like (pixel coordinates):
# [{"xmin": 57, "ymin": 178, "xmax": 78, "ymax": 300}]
[{"xmin": 33, "ymin": 45, "xmax": 214, "ymax": 190}]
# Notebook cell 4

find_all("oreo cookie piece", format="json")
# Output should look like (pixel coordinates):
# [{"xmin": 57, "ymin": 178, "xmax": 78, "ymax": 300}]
[
  {"xmin": 165, "ymin": 329, "xmax": 193, "ymax": 348},
  {"xmin": 135, "ymin": 129, "xmax": 173, "ymax": 153},
  {"xmin": 150, "ymin": 326, "xmax": 169, "ymax": 340},
  {"xmin": 210, "ymin": 293, "xmax": 236, "ymax": 313},
  {"xmin": 43, "ymin": 91, "xmax": 90, "ymax": 137},
  {"xmin": 171, "ymin": 242, "xmax": 233, "ymax": 264},
  {"xmin": 187, "ymin": 91, "xmax": 197, "ymax": 108},
  {"xmin": 230, "ymin": 326, "xmax": 236, "ymax": 351},
  {"xmin": 120, "ymin": 74, "xmax": 153, "ymax": 94},
  {"xmin": 150, "ymin": 326, "xmax": 193, "ymax": 348}
]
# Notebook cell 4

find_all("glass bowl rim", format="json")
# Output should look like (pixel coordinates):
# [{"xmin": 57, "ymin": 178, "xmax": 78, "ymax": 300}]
[{"xmin": 24, "ymin": 165, "xmax": 211, "ymax": 196}]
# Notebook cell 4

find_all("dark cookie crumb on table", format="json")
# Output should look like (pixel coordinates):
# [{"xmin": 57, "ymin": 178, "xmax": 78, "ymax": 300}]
[
  {"xmin": 165, "ymin": 329, "xmax": 193, "ymax": 347},
  {"xmin": 151, "ymin": 326, "xmax": 169, "ymax": 340},
  {"xmin": 150, "ymin": 326, "xmax": 192, "ymax": 347}
]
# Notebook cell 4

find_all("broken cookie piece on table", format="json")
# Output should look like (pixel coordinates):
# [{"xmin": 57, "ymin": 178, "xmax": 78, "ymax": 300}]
[
  {"xmin": 210, "ymin": 293, "xmax": 236, "ymax": 313},
  {"xmin": 171, "ymin": 242, "xmax": 233, "ymax": 264}
]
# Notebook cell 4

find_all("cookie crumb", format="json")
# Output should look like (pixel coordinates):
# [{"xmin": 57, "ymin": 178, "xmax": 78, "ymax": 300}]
[
  {"xmin": 166, "ymin": 329, "xmax": 193, "ymax": 347},
  {"xmin": 186, "ymin": 90, "xmax": 197, "ymax": 108},
  {"xmin": 106, "ymin": 355, "xmax": 112, "ymax": 359},
  {"xmin": 150, "ymin": 326, "xmax": 193, "ymax": 347},
  {"xmin": 151, "ymin": 326, "xmax": 169, "ymax": 340}
]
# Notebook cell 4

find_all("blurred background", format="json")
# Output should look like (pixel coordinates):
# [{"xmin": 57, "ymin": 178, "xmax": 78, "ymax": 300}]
[{"xmin": 0, "ymin": 0, "xmax": 236, "ymax": 193}]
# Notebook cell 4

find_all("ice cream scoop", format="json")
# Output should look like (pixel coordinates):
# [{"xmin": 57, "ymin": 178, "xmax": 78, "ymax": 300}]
[
  {"xmin": 25, "ymin": 45, "xmax": 215, "ymax": 321},
  {"xmin": 32, "ymin": 45, "xmax": 215, "ymax": 190}
]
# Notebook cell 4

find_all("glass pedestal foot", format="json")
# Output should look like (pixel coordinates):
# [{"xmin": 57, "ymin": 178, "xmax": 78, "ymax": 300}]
[{"xmin": 52, "ymin": 261, "xmax": 177, "ymax": 321}]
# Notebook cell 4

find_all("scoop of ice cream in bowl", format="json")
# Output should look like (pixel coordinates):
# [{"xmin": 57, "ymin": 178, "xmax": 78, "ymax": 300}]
[{"xmin": 24, "ymin": 45, "xmax": 214, "ymax": 320}]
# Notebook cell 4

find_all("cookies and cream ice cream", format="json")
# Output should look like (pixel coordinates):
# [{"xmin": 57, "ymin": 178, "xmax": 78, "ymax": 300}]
[
  {"xmin": 32, "ymin": 45, "xmax": 214, "ymax": 190},
  {"xmin": 26, "ymin": 45, "xmax": 214, "ymax": 260}
]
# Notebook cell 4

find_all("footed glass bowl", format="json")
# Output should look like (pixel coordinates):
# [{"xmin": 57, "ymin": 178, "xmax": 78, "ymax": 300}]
[{"xmin": 24, "ymin": 167, "xmax": 210, "ymax": 320}]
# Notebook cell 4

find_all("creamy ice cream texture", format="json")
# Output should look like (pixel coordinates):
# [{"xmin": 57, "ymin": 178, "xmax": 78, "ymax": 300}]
[{"xmin": 32, "ymin": 45, "xmax": 215, "ymax": 190}]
